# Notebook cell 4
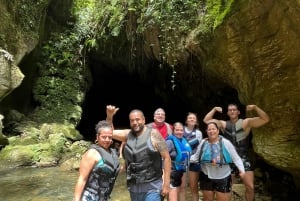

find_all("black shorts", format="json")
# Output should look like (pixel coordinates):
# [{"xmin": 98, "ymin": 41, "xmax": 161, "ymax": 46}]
[
  {"xmin": 170, "ymin": 170, "xmax": 184, "ymax": 187},
  {"xmin": 189, "ymin": 163, "xmax": 201, "ymax": 172},
  {"xmin": 199, "ymin": 172, "xmax": 232, "ymax": 193},
  {"xmin": 231, "ymin": 154, "xmax": 253, "ymax": 175}
]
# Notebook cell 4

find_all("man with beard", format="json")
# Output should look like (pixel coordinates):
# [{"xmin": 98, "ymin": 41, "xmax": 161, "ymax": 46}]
[{"xmin": 106, "ymin": 105, "xmax": 171, "ymax": 201}]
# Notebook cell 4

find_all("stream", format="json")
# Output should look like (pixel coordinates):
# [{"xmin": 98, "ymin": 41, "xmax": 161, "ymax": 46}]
[{"xmin": 0, "ymin": 166, "xmax": 129, "ymax": 201}]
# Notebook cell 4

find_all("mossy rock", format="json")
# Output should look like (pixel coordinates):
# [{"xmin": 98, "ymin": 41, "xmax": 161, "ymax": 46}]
[
  {"xmin": 0, "ymin": 133, "xmax": 69, "ymax": 167},
  {"xmin": 0, "ymin": 134, "xmax": 8, "ymax": 146},
  {"xmin": 40, "ymin": 123, "xmax": 83, "ymax": 141},
  {"xmin": 0, "ymin": 144, "xmax": 45, "ymax": 167},
  {"xmin": 8, "ymin": 132, "xmax": 39, "ymax": 146}
]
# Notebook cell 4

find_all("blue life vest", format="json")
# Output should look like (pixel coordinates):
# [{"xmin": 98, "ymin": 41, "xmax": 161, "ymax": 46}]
[
  {"xmin": 199, "ymin": 136, "xmax": 232, "ymax": 166},
  {"xmin": 167, "ymin": 135, "xmax": 192, "ymax": 171}
]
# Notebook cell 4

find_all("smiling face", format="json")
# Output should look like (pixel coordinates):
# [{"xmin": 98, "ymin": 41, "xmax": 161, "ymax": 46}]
[
  {"xmin": 206, "ymin": 122, "xmax": 219, "ymax": 143},
  {"xmin": 129, "ymin": 110, "xmax": 145, "ymax": 135},
  {"xmin": 173, "ymin": 122, "xmax": 184, "ymax": 138},
  {"xmin": 96, "ymin": 128, "xmax": 113, "ymax": 150},
  {"xmin": 185, "ymin": 112, "xmax": 198, "ymax": 128},
  {"xmin": 153, "ymin": 108, "xmax": 166, "ymax": 124}
]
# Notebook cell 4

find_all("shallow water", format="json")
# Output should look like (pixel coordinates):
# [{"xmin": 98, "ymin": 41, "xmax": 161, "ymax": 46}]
[
  {"xmin": 0, "ymin": 166, "xmax": 274, "ymax": 201},
  {"xmin": 0, "ymin": 166, "xmax": 130, "ymax": 201}
]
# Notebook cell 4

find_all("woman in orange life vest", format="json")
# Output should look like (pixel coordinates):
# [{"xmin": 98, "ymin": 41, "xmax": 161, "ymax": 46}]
[{"xmin": 190, "ymin": 122, "xmax": 245, "ymax": 201}]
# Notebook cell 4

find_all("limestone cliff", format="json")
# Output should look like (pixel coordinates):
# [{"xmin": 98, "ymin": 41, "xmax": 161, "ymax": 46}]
[{"xmin": 186, "ymin": 0, "xmax": 300, "ymax": 184}]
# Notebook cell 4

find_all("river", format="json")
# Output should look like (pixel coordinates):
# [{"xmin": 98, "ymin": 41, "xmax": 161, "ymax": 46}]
[
  {"xmin": 0, "ymin": 166, "xmax": 130, "ymax": 201},
  {"xmin": 0, "ymin": 166, "xmax": 275, "ymax": 201}
]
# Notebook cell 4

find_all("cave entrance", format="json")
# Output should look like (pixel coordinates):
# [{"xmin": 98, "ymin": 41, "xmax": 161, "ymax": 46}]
[
  {"xmin": 75, "ymin": 54, "xmax": 245, "ymax": 142},
  {"xmin": 0, "ymin": 52, "xmax": 244, "ymax": 142},
  {"xmin": 76, "ymin": 59, "xmax": 190, "ymax": 141}
]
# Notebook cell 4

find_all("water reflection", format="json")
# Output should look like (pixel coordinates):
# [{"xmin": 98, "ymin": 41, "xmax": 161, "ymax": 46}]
[{"xmin": 0, "ymin": 167, "xmax": 130, "ymax": 201}]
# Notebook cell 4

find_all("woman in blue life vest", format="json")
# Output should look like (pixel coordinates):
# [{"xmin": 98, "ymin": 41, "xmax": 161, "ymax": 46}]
[
  {"xmin": 190, "ymin": 122, "xmax": 245, "ymax": 201},
  {"xmin": 166, "ymin": 122, "xmax": 192, "ymax": 201},
  {"xmin": 74, "ymin": 120, "xmax": 120, "ymax": 201},
  {"xmin": 179, "ymin": 112, "xmax": 203, "ymax": 201}
]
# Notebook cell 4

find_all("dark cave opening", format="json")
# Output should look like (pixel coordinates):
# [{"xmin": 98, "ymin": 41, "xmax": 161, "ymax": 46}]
[
  {"xmin": 76, "ymin": 60, "xmax": 192, "ymax": 141},
  {"xmin": 0, "ymin": 51, "xmax": 246, "ymax": 143},
  {"xmin": 75, "ymin": 56, "xmax": 245, "ymax": 142}
]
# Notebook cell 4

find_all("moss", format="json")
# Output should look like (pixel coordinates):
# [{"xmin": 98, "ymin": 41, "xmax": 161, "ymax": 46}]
[
  {"xmin": 0, "ymin": 133, "xmax": 70, "ymax": 166},
  {"xmin": 30, "ymin": 30, "xmax": 87, "ymax": 125},
  {"xmin": 0, "ymin": 144, "xmax": 47, "ymax": 166},
  {"xmin": 27, "ymin": 0, "xmax": 236, "ymax": 125},
  {"xmin": 6, "ymin": 0, "xmax": 49, "ymax": 36},
  {"xmin": 0, "ymin": 0, "xmax": 50, "ymax": 52}
]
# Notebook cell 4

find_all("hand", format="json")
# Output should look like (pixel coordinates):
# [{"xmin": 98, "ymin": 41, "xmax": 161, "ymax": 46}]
[
  {"xmin": 239, "ymin": 171, "xmax": 246, "ymax": 179},
  {"xmin": 214, "ymin": 107, "xmax": 223, "ymax": 113},
  {"xmin": 246, "ymin": 105, "xmax": 256, "ymax": 111},
  {"xmin": 161, "ymin": 184, "xmax": 170, "ymax": 198},
  {"xmin": 106, "ymin": 105, "xmax": 119, "ymax": 118}
]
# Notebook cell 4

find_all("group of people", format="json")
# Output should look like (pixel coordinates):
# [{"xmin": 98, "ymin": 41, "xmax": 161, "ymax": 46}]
[{"xmin": 73, "ymin": 103, "xmax": 270, "ymax": 201}]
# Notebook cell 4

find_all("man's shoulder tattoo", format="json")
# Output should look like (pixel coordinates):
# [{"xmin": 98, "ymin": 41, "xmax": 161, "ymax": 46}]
[{"xmin": 151, "ymin": 130, "xmax": 167, "ymax": 152}]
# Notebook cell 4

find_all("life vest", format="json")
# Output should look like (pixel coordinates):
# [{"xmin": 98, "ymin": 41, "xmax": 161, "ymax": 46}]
[
  {"xmin": 167, "ymin": 135, "xmax": 192, "ymax": 171},
  {"xmin": 224, "ymin": 119, "xmax": 249, "ymax": 156},
  {"xmin": 183, "ymin": 127, "xmax": 199, "ymax": 154},
  {"xmin": 123, "ymin": 127, "xmax": 162, "ymax": 185},
  {"xmin": 147, "ymin": 122, "xmax": 172, "ymax": 139},
  {"xmin": 83, "ymin": 144, "xmax": 120, "ymax": 201},
  {"xmin": 199, "ymin": 136, "xmax": 232, "ymax": 166}
]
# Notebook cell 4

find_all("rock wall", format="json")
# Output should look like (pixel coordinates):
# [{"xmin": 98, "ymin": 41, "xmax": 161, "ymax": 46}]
[
  {"xmin": 184, "ymin": 0, "xmax": 300, "ymax": 186},
  {"xmin": 0, "ymin": 50, "xmax": 24, "ymax": 102}
]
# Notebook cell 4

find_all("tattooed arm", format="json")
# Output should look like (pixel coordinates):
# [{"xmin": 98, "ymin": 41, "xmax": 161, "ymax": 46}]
[{"xmin": 151, "ymin": 129, "xmax": 171, "ymax": 197}]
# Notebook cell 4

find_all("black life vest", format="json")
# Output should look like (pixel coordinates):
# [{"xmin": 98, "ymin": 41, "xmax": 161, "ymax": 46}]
[
  {"xmin": 83, "ymin": 145, "xmax": 120, "ymax": 201},
  {"xmin": 123, "ymin": 127, "xmax": 162, "ymax": 185},
  {"xmin": 224, "ymin": 119, "xmax": 249, "ymax": 156}
]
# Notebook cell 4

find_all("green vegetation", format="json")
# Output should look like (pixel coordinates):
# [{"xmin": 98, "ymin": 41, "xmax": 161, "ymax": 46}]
[
  {"xmin": 6, "ymin": 0, "xmax": 49, "ymax": 39},
  {"xmin": 32, "ymin": 0, "xmax": 235, "ymax": 123},
  {"xmin": 32, "ymin": 30, "xmax": 86, "ymax": 124}
]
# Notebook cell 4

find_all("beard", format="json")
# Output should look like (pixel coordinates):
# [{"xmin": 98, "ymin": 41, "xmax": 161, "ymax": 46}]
[{"xmin": 131, "ymin": 124, "xmax": 144, "ymax": 136}]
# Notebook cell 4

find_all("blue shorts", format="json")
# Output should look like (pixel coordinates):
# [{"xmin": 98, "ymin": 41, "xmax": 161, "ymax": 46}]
[{"xmin": 129, "ymin": 190, "xmax": 163, "ymax": 201}]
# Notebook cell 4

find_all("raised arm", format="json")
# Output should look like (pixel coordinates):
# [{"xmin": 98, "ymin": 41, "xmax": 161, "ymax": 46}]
[
  {"xmin": 105, "ymin": 105, "xmax": 129, "ymax": 142},
  {"xmin": 203, "ymin": 107, "xmax": 226, "ymax": 129},
  {"xmin": 151, "ymin": 129, "xmax": 171, "ymax": 197},
  {"xmin": 106, "ymin": 105, "xmax": 119, "ymax": 129},
  {"xmin": 244, "ymin": 105, "xmax": 270, "ymax": 129},
  {"xmin": 112, "ymin": 129, "xmax": 130, "ymax": 142}
]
